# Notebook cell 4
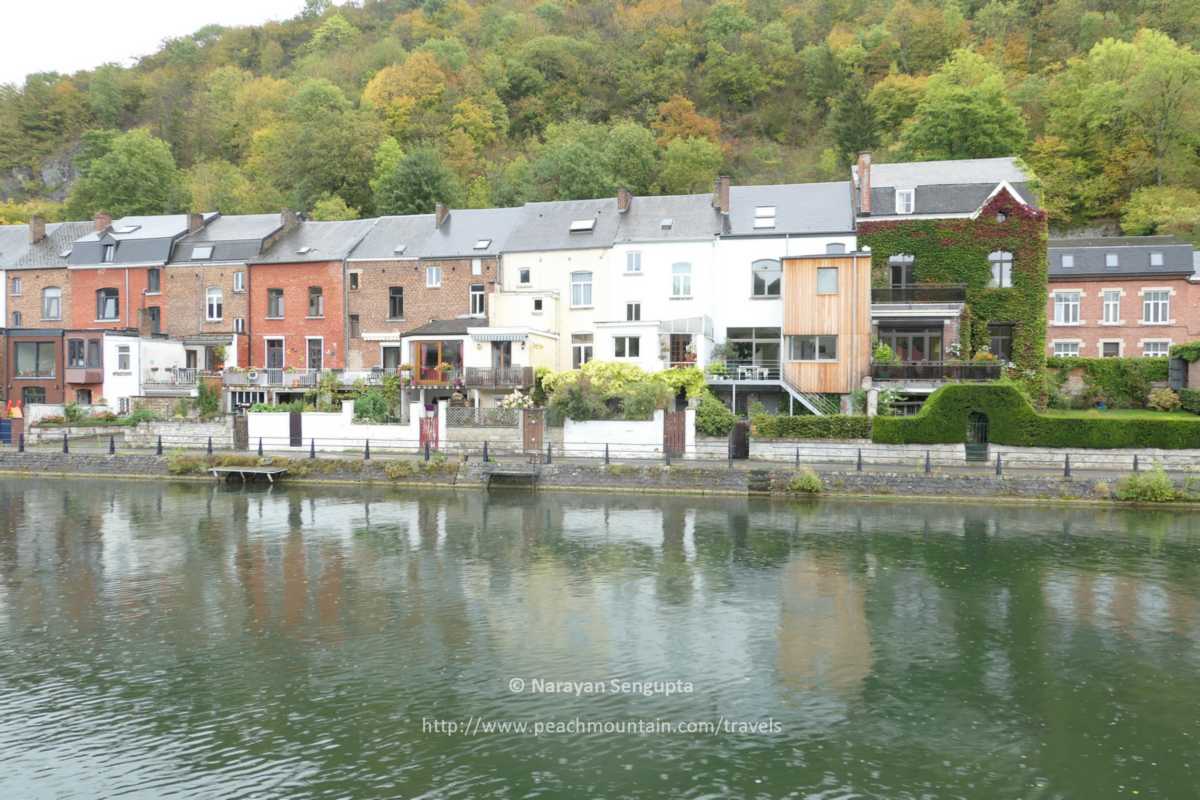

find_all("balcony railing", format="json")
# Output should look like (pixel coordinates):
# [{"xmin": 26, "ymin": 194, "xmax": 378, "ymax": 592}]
[
  {"xmin": 223, "ymin": 368, "xmax": 320, "ymax": 388},
  {"xmin": 413, "ymin": 367, "xmax": 463, "ymax": 386},
  {"xmin": 871, "ymin": 361, "xmax": 1002, "ymax": 381},
  {"xmin": 143, "ymin": 367, "xmax": 201, "ymax": 387},
  {"xmin": 705, "ymin": 360, "xmax": 781, "ymax": 381},
  {"xmin": 464, "ymin": 366, "xmax": 534, "ymax": 388},
  {"xmin": 65, "ymin": 367, "xmax": 104, "ymax": 384},
  {"xmin": 871, "ymin": 284, "xmax": 966, "ymax": 304}
]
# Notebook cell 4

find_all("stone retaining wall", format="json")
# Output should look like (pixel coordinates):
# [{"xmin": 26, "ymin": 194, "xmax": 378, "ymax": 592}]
[
  {"xmin": 26, "ymin": 425, "xmax": 129, "ymax": 444},
  {"xmin": 125, "ymin": 418, "xmax": 235, "ymax": 448}
]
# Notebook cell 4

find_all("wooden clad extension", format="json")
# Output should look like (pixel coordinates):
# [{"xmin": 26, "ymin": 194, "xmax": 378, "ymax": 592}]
[{"xmin": 781, "ymin": 254, "xmax": 871, "ymax": 395}]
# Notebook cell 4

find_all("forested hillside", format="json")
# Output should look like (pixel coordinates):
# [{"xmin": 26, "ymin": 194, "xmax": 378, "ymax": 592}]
[{"xmin": 1, "ymin": 0, "xmax": 1198, "ymax": 239}]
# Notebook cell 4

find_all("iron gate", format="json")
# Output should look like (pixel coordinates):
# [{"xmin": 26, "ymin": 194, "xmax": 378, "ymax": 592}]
[
  {"xmin": 522, "ymin": 408, "xmax": 544, "ymax": 453},
  {"xmin": 965, "ymin": 412, "xmax": 989, "ymax": 462},
  {"xmin": 664, "ymin": 410, "xmax": 685, "ymax": 457},
  {"xmin": 289, "ymin": 411, "xmax": 303, "ymax": 447},
  {"xmin": 0, "ymin": 419, "xmax": 10, "ymax": 445},
  {"xmin": 420, "ymin": 415, "xmax": 439, "ymax": 450},
  {"xmin": 729, "ymin": 420, "xmax": 750, "ymax": 460}
]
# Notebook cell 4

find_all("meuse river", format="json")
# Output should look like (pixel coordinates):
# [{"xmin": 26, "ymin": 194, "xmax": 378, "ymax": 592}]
[{"xmin": 1, "ymin": 477, "xmax": 1198, "ymax": 798}]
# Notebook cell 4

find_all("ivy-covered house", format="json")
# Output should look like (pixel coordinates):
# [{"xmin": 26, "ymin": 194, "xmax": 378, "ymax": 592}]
[{"xmin": 852, "ymin": 154, "xmax": 1048, "ymax": 396}]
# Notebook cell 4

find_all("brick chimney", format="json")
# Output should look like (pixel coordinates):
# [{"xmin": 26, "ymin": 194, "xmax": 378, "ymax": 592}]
[
  {"xmin": 857, "ymin": 152, "xmax": 872, "ymax": 216},
  {"xmin": 188, "ymin": 212, "xmax": 205, "ymax": 233},
  {"xmin": 94, "ymin": 211, "xmax": 113, "ymax": 233},
  {"xmin": 617, "ymin": 187, "xmax": 632, "ymax": 213},
  {"xmin": 712, "ymin": 176, "xmax": 730, "ymax": 215},
  {"xmin": 29, "ymin": 214, "xmax": 46, "ymax": 244},
  {"xmin": 435, "ymin": 202, "xmax": 450, "ymax": 228},
  {"xmin": 281, "ymin": 208, "xmax": 300, "ymax": 231}
]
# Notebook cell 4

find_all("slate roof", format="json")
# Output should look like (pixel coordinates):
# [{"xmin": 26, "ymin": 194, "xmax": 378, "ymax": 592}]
[
  {"xmin": 349, "ymin": 214, "xmax": 435, "ymax": 260},
  {"xmin": 70, "ymin": 214, "xmax": 217, "ymax": 266},
  {"xmin": 1048, "ymin": 236, "xmax": 1196, "ymax": 278},
  {"xmin": 171, "ymin": 213, "xmax": 283, "ymax": 263},
  {"xmin": 0, "ymin": 225, "xmax": 29, "ymax": 267},
  {"xmin": 727, "ymin": 182, "xmax": 855, "ymax": 236},
  {"xmin": 504, "ymin": 197, "xmax": 621, "ymax": 252},
  {"xmin": 10, "ymin": 222, "xmax": 95, "ymax": 269},
  {"xmin": 613, "ymin": 194, "xmax": 720, "ymax": 243},
  {"xmin": 425, "ymin": 207, "xmax": 524, "ymax": 258},
  {"xmin": 854, "ymin": 157, "xmax": 1038, "ymax": 216},
  {"xmin": 251, "ymin": 219, "xmax": 377, "ymax": 264},
  {"xmin": 403, "ymin": 318, "xmax": 475, "ymax": 336}
]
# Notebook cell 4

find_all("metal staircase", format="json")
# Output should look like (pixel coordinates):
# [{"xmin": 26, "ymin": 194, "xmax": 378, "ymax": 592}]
[{"xmin": 780, "ymin": 383, "xmax": 841, "ymax": 416}]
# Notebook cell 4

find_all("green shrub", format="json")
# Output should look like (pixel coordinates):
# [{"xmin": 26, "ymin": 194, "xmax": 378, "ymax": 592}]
[
  {"xmin": 1180, "ymin": 389, "xmax": 1200, "ymax": 415},
  {"xmin": 1046, "ymin": 357, "xmax": 1167, "ymax": 408},
  {"xmin": 1116, "ymin": 467, "xmax": 1178, "ymax": 503},
  {"xmin": 1170, "ymin": 341, "xmax": 1200, "ymax": 362},
  {"xmin": 873, "ymin": 383, "xmax": 1200, "ymax": 449},
  {"xmin": 622, "ymin": 380, "xmax": 671, "ymax": 420},
  {"xmin": 695, "ymin": 391, "xmax": 736, "ymax": 437},
  {"xmin": 1147, "ymin": 388, "xmax": 1181, "ymax": 412},
  {"xmin": 354, "ymin": 390, "xmax": 389, "ymax": 423},
  {"xmin": 64, "ymin": 403, "xmax": 84, "ymax": 423},
  {"xmin": 753, "ymin": 413, "xmax": 871, "ymax": 440},
  {"xmin": 196, "ymin": 380, "xmax": 221, "ymax": 418},
  {"xmin": 166, "ymin": 452, "xmax": 207, "ymax": 475},
  {"xmin": 788, "ymin": 468, "xmax": 823, "ymax": 494},
  {"xmin": 125, "ymin": 408, "xmax": 159, "ymax": 425},
  {"xmin": 250, "ymin": 401, "xmax": 305, "ymax": 413}
]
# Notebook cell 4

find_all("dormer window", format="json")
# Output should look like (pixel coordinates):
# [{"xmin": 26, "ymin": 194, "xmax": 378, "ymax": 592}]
[
  {"xmin": 753, "ymin": 206, "xmax": 776, "ymax": 229},
  {"xmin": 660, "ymin": 218, "xmax": 673, "ymax": 230},
  {"xmin": 569, "ymin": 219, "xmax": 595, "ymax": 233},
  {"xmin": 1150, "ymin": 252, "xmax": 1164, "ymax": 267},
  {"xmin": 895, "ymin": 189, "xmax": 915, "ymax": 214},
  {"xmin": 1061, "ymin": 254, "xmax": 1074, "ymax": 269},
  {"xmin": 192, "ymin": 245, "xmax": 213, "ymax": 260},
  {"xmin": 474, "ymin": 239, "xmax": 491, "ymax": 250},
  {"xmin": 102, "ymin": 244, "xmax": 115, "ymax": 263},
  {"xmin": 1105, "ymin": 253, "xmax": 1119, "ymax": 269}
]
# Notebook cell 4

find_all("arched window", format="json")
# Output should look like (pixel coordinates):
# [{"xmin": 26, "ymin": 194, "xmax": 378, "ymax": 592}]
[
  {"xmin": 751, "ymin": 259, "xmax": 781, "ymax": 297},
  {"xmin": 988, "ymin": 251, "xmax": 1014, "ymax": 288},
  {"xmin": 888, "ymin": 254, "xmax": 915, "ymax": 287},
  {"xmin": 41, "ymin": 287, "xmax": 61, "ymax": 320}
]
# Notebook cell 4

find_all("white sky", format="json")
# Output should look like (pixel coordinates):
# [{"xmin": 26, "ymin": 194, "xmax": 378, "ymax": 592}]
[{"xmin": 0, "ymin": 0, "xmax": 307, "ymax": 86}]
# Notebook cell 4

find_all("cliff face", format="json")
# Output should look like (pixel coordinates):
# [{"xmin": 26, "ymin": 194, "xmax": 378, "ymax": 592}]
[{"xmin": 0, "ymin": 143, "xmax": 79, "ymax": 202}]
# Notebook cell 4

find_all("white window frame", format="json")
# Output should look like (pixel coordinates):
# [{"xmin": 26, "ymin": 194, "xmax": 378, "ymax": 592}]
[
  {"xmin": 307, "ymin": 286, "xmax": 324, "ymax": 318},
  {"xmin": 751, "ymin": 259, "xmax": 781, "ymax": 298},
  {"xmin": 671, "ymin": 262, "xmax": 691, "ymax": 298},
  {"xmin": 267, "ymin": 288, "xmax": 284, "ymax": 319},
  {"xmin": 102, "ymin": 244, "xmax": 115, "ymax": 263},
  {"xmin": 1105, "ymin": 253, "xmax": 1119, "ymax": 269},
  {"xmin": 469, "ymin": 283, "xmax": 485, "ymax": 317},
  {"xmin": 613, "ymin": 335, "xmax": 640, "ymax": 359},
  {"xmin": 117, "ymin": 345, "xmax": 131, "ymax": 372},
  {"xmin": 1101, "ymin": 289, "xmax": 1122, "ymax": 325},
  {"xmin": 816, "ymin": 267, "xmax": 839, "ymax": 295},
  {"xmin": 1140, "ymin": 288, "xmax": 1171, "ymax": 324},
  {"xmin": 988, "ymin": 251, "xmax": 1013, "ymax": 288},
  {"xmin": 626, "ymin": 251, "xmax": 642, "ymax": 274},
  {"xmin": 426, "ymin": 266, "xmax": 442, "ymax": 288},
  {"xmin": 233, "ymin": 270, "xmax": 245, "ymax": 292},
  {"xmin": 1052, "ymin": 291, "xmax": 1081, "ymax": 325},
  {"xmin": 10, "ymin": 276, "xmax": 21, "ymax": 295},
  {"xmin": 570, "ymin": 271, "xmax": 593, "ymax": 308},
  {"xmin": 1052, "ymin": 340, "xmax": 1081, "ymax": 358},
  {"xmin": 626, "ymin": 302, "xmax": 641, "ymax": 322},
  {"xmin": 1060, "ymin": 254, "xmax": 1075, "ymax": 269},
  {"xmin": 206, "ymin": 287, "xmax": 224, "ymax": 322},
  {"xmin": 1141, "ymin": 339, "xmax": 1171, "ymax": 357},
  {"xmin": 571, "ymin": 334, "xmax": 593, "ymax": 368},
  {"xmin": 895, "ymin": 189, "xmax": 915, "ymax": 214},
  {"xmin": 42, "ymin": 287, "xmax": 61, "ymax": 320},
  {"xmin": 1098, "ymin": 339, "xmax": 1123, "ymax": 358},
  {"xmin": 1150, "ymin": 252, "xmax": 1164, "ymax": 267},
  {"xmin": 472, "ymin": 258, "xmax": 483, "ymax": 276}
]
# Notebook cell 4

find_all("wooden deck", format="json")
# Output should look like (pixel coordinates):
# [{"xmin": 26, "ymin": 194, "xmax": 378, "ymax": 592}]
[{"xmin": 210, "ymin": 466, "xmax": 288, "ymax": 483}]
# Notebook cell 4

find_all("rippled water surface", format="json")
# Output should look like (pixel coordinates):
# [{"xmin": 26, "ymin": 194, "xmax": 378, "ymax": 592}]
[{"xmin": 2, "ymin": 478, "xmax": 1200, "ymax": 798}]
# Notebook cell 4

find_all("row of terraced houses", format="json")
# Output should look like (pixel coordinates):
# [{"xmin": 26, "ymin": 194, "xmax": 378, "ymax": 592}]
[{"xmin": 2, "ymin": 155, "xmax": 1197, "ymax": 417}]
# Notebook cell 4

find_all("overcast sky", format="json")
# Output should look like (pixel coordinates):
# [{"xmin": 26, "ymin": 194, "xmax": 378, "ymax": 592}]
[{"xmin": 0, "ymin": 0, "xmax": 307, "ymax": 86}]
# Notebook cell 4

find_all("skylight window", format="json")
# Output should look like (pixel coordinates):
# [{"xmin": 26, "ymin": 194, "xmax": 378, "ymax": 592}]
[
  {"xmin": 753, "ymin": 206, "xmax": 777, "ymax": 229},
  {"xmin": 474, "ymin": 239, "xmax": 492, "ymax": 250},
  {"xmin": 393, "ymin": 244, "xmax": 407, "ymax": 255},
  {"xmin": 297, "ymin": 246, "xmax": 314, "ymax": 255},
  {"xmin": 113, "ymin": 225, "xmax": 140, "ymax": 234},
  {"xmin": 59, "ymin": 248, "xmax": 72, "ymax": 259},
  {"xmin": 660, "ymin": 218, "xmax": 673, "ymax": 230},
  {"xmin": 569, "ymin": 219, "xmax": 596, "ymax": 233},
  {"xmin": 192, "ymin": 245, "xmax": 214, "ymax": 260}
]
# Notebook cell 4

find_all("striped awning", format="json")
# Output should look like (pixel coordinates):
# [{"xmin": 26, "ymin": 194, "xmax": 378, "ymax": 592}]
[{"xmin": 471, "ymin": 332, "xmax": 528, "ymax": 342}]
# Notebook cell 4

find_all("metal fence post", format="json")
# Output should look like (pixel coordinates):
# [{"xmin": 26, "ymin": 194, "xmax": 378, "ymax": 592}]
[
  {"xmin": 857, "ymin": 448, "xmax": 863, "ymax": 472},
  {"xmin": 1133, "ymin": 454, "xmax": 1140, "ymax": 472},
  {"xmin": 795, "ymin": 447, "xmax": 800, "ymax": 467},
  {"xmin": 310, "ymin": 438, "xmax": 316, "ymax": 459},
  {"xmin": 665, "ymin": 445, "xmax": 671, "ymax": 466},
  {"xmin": 605, "ymin": 443, "xmax": 610, "ymax": 465},
  {"xmin": 365, "ymin": 439, "xmax": 371, "ymax": 460},
  {"xmin": 1064, "ymin": 453, "xmax": 1071, "ymax": 478},
  {"xmin": 207, "ymin": 436, "xmax": 213, "ymax": 455},
  {"xmin": 62, "ymin": 433, "xmax": 68, "ymax": 454},
  {"xmin": 483, "ymin": 441, "xmax": 489, "ymax": 463},
  {"xmin": 925, "ymin": 450, "xmax": 931, "ymax": 474},
  {"xmin": 546, "ymin": 442, "xmax": 552, "ymax": 465},
  {"xmin": 424, "ymin": 442, "xmax": 430, "ymax": 462},
  {"xmin": 18, "ymin": 433, "xmax": 24, "ymax": 453},
  {"xmin": 157, "ymin": 435, "xmax": 163, "ymax": 456},
  {"xmin": 258, "ymin": 437, "xmax": 263, "ymax": 457},
  {"xmin": 109, "ymin": 435, "xmax": 116, "ymax": 455},
  {"xmin": 995, "ymin": 452, "xmax": 1003, "ymax": 476}
]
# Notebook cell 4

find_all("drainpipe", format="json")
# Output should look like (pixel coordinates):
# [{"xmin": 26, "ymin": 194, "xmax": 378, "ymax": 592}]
[{"xmin": 124, "ymin": 268, "xmax": 130, "ymax": 328}]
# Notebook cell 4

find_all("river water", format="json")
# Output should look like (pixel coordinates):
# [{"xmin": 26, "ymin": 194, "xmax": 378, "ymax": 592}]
[{"xmin": 1, "ymin": 478, "xmax": 1198, "ymax": 799}]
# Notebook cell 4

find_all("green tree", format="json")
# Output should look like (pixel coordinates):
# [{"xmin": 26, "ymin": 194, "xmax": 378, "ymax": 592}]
[
  {"xmin": 67, "ymin": 129, "xmax": 184, "ymax": 218},
  {"xmin": 310, "ymin": 194, "xmax": 360, "ymax": 220},
  {"xmin": 604, "ymin": 121, "xmax": 660, "ymax": 195},
  {"xmin": 660, "ymin": 137, "xmax": 724, "ymax": 194},
  {"xmin": 372, "ymin": 145, "xmax": 462, "ymax": 215},
  {"xmin": 830, "ymin": 76, "xmax": 880, "ymax": 167},
  {"xmin": 531, "ymin": 120, "xmax": 616, "ymax": 199},
  {"xmin": 186, "ymin": 159, "xmax": 272, "ymax": 214},
  {"xmin": 1121, "ymin": 185, "xmax": 1200, "ymax": 242}
]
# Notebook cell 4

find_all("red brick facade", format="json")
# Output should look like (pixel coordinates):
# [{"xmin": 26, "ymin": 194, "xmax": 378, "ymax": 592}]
[
  {"xmin": 248, "ymin": 260, "xmax": 346, "ymax": 369},
  {"xmin": 67, "ymin": 266, "xmax": 164, "ymax": 332},
  {"xmin": 346, "ymin": 256, "xmax": 497, "ymax": 369},
  {"xmin": 164, "ymin": 264, "xmax": 251, "ymax": 366},
  {"xmin": 4, "ymin": 331, "xmax": 65, "ymax": 406},
  {"xmin": 1046, "ymin": 275, "xmax": 1200, "ymax": 358}
]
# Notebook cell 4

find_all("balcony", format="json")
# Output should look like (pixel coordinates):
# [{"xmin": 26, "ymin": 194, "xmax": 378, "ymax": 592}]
[
  {"xmin": 705, "ymin": 360, "xmax": 782, "ymax": 382},
  {"xmin": 223, "ymin": 368, "xmax": 320, "ymax": 388},
  {"xmin": 464, "ymin": 366, "xmax": 534, "ymax": 389},
  {"xmin": 871, "ymin": 361, "xmax": 1002, "ymax": 382},
  {"xmin": 143, "ymin": 367, "xmax": 209, "ymax": 395},
  {"xmin": 65, "ymin": 367, "xmax": 103, "ymax": 384},
  {"xmin": 872, "ymin": 284, "xmax": 966, "ymax": 304}
]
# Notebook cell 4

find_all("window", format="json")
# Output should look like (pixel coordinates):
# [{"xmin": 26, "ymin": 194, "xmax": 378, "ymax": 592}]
[
  {"xmin": 571, "ymin": 334, "xmax": 593, "ymax": 368},
  {"xmin": 1053, "ymin": 341, "xmax": 1080, "ymax": 357},
  {"xmin": 426, "ymin": 266, "xmax": 442, "ymax": 288},
  {"xmin": 191, "ymin": 245, "xmax": 213, "ymax": 260},
  {"xmin": 988, "ymin": 251, "xmax": 1014, "ymax": 288},
  {"xmin": 1143, "ymin": 289, "xmax": 1170, "ymax": 323},
  {"xmin": 1061, "ymin": 254, "xmax": 1074, "ymax": 269},
  {"xmin": 85, "ymin": 340, "xmax": 101, "ymax": 368},
  {"xmin": 1101, "ymin": 341, "xmax": 1121, "ymax": 358},
  {"xmin": 571, "ymin": 271, "xmax": 592, "ymax": 307},
  {"xmin": 307, "ymin": 286, "xmax": 324, "ymax": 317},
  {"xmin": 626, "ymin": 251, "xmax": 642, "ymax": 273},
  {"xmin": 96, "ymin": 288, "xmax": 119, "ymax": 320},
  {"xmin": 233, "ymin": 271, "xmax": 245, "ymax": 292},
  {"xmin": 75, "ymin": 389, "xmax": 92, "ymax": 404},
  {"xmin": 15, "ymin": 342, "xmax": 55, "ymax": 377},
  {"xmin": 614, "ymin": 336, "xmax": 640, "ymax": 358},
  {"xmin": 472, "ymin": 258, "xmax": 483, "ymax": 276},
  {"xmin": 786, "ymin": 335, "xmax": 838, "ymax": 361},
  {"xmin": 1150, "ymin": 252, "xmax": 1164, "ymax": 267},
  {"xmin": 816, "ymin": 267, "xmax": 839, "ymax": 294},
  {"xmin": 1102, "ymin": 290, "xmax": 1121, "ymax": 324},
  {"xmin": 1105, "ymin": 253, "xmax": 1119, "ymax": 269},
  {"xmin": 1053, "ymin": 292, "xmax": 1080, "ymax": 325},
  {"xmin": 10, "ymin": 276, "xmax": 21, "ymax": 295},
  {"xmin": 146, "ymin": 306, "xmax": 160, "ymax": 334},
  {"xmin": 147, "ymin": 268, "xmax": 161, "ymax": 293},
  {"xmin": 1144, "ymin": 341, "xmax": 1170, "ymax": 357},
  {"xmin": 752, "ymin": 259, "xmax": 781, "ymax": 297},
  {"xmin": 42, "ymin": 287, "xmax": 61, "ymax": 320},
  {"xmin": 988, "ymin": 324, "xmax": 1014, "ymax": 361},
  {"xmin": 626, "ymin": 302, "xmax": 641, "ymax": 321},
  {"xmin": 470, "ymin": 283, "xmax": 485, "ymax": 316},
  {"xmin": 102, "ymin": 244, "xmax": 115, "ymax": 263},
  {"xmin": 349, "ymin": 272, "xmax": 360, "ymax": 290},
  {"xmin": 569, "ymin": 219, "xmax": 595, "ymax": 232},
  {"xmin": 265, "ymin": 339, "xmax": 284, "ymax": 369},
  {"xmin": 382, "ymin": 346, "xmax": 402, "ymax": 370},
  {"xmin": 206, "ymin": 287, "xmax": 223, "ymax": 321},
  {"xmin": 671, "ymin": 263, "xmax": 691, "ymax": 298},
  {"xmin": 267, "ymin": 288, "xmax": 284, "ymax": 318},
  {"xmin": 68, "ymin": 339, "xmax": 85, "ymax": 367},
  {"xmin": 753, "ymin": 206, "xmax": 776, "ymax": 229},
  {"xmin": 826, "ymin": 242, "xmax": 846, "ymax": 254},
  {"xmin": 117, "ymin": 345, "xmax": 130, "ymax": 371},
  {"xmin": 474, "ymin": 239, "xmax": 491, "ymax": 250},
  {"xmin": 11, "ymin": 311, "xmax": 20, "ymax": 327},
  {"xmin": 349, "ymin": 314, "xmax": 361, "ymax": 338},
  {"xmin": 22, "ymin": 387, "xmax": 46, "ymax": 405},
  {"xmin": 895, "ymin": 189, "xmax": 915, "ymax": 214},
  {"xmin": 519, "ymin": 268, "xmax": 531, "ymax": 285},
  {"xmin": 235, "ymin": 317, "xmax": 245, "ymax": 334},
  {"xmin": 119, "ymin": 398, "xmax": 130, "ymax": 415},
  {"xmin": 533, "ymin": 298, "xmax": 544, "ymax": 314},
  {"xmin": 388, "ymin": 286, "xmax": 404, "ymax": 319},
  {"xmin": 889, "ymin": 254, "xmax": 915, "ymax": 287}
]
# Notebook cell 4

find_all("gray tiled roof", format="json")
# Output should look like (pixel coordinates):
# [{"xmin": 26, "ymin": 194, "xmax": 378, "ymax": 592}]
[
  {"xmin": 614, "ymin": 194, "xmax": 720, "ymax": 242},
  {"xmin": 10, "ymin": 221, "xmax": 95, "ymax": 269},
  {"xmin": 1048, "ymin": 236, "xmax": 1196, "ymax": 278},
  {"xmin": 727, "ymin": 182, "xmax": 854, "ymax": 235},
  {"xmin": 349, "ymin": 214, "xmax": 435, "ymax": 260},
  {"xmin": 0, "ymin": 225, "xmax": 28, "ymax": 267},
  {"xmin": 403, "ymin": 318, "xmax": 476, "ymax": 336},
  {"xmin": 251, "ymin": 219, "xmax": 378, "ymax": 264},
  {"xmin": 425, "ymin": 207, "xmax": 524, "ymax": 258},
  {"xmin": 171, "ymin": 213, "xmax": 283, "ymax": 263},
  {"xmin": 855, "ymin": 157, "xmax": 1038, "ymax": 216},
  {"xmin": 70, "ymin": 214, "xmax": 216, "ymax": 266},
  {"xmin": 504, "ymin": 198, "xmax": 621, "ymax": 252}
]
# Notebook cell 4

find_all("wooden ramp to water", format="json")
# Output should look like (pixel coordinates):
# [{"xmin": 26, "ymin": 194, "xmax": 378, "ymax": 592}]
[
  {"xmin": 210, "ymin": 466, "xmax": 288, "ymax": 483},
  {"xmin": 482, "ymin": 463, "xmax": 540, "ymax": 490}
]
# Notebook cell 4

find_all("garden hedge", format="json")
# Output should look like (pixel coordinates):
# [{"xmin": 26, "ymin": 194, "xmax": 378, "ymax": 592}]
[
  {"xmin": 1181, "ymin": 389, "xmax": 1200, "ymax": 415},
  {"xmin": 1046, "ymin": 356, "xmax": 1168, "ymax": 408},
  {"xmin": 872, "ymin": 383, "xmax": 1200, "ymax": 449},
  {"xmin": 752, "ymin": 414, "xmax": 871, "ymax": 440}
]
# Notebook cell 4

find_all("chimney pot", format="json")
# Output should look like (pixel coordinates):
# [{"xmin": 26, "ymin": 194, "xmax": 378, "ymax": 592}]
[
  {"xmin": 188, "ymin": 212, "xmax": 205, "ymax": 233},
  {"xmin": 281, "ymin": 209, "xmax": 299, "ymax": 230},
  {"xmin": 94, "ymin": 211, "xmax": 113, "ymax": 233},
  {"xmin": 29, "ymin": 214, "xmax": 47, "ymax": 244},
  {"xmin": 712, "ymin": 176, "xmax": 731, "ymax": 215},
  {"xmin": 617, "ymin": 187, "xmax": 632, "ymax": 213},
  {"xmin": 435, "ymin": 202, "xmax": 450, "ymax": 228},
  {"xmin": 857, "ymin": 152, "xmax": 872, "ymax": 216}
]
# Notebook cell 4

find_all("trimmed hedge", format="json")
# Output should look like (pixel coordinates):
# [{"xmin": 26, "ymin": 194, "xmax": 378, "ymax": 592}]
[
  {"xmin": 752, "ymin": 414, "xmax": 871, "ymax": 440},
  {"xmin": 1181, "ymin": 389, "xmax": 1200, "ymax": 415},
  {"xmin": 872, "ymin": 383, "xmax": 1200, "ymax": 449}
]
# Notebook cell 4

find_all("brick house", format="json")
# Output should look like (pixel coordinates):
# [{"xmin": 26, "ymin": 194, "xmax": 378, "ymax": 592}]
[
  {"xmin": 4, "ymin": 218, "xmax": 93, "ymax": 332},
  {"xmin": 246, "ymin": 219, "xmax": 376, "ymax": 372},
  {"xmin": 1046, "ymin": 236, "xmax": 1200, "ymax": 359},
  {"xmin": 345, "ymin": 205, "xmax": 519, "ymax": 371},
  {"xmin": 4, "ymin": 328, "xmax": 65, "ymax": 406},
  {"xmin": 165, "ymin": 212, "xmax": 291, "ymax": 369}
]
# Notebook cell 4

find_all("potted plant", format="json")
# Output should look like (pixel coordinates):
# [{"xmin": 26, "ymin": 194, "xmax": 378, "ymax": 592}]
[
  {"xmin": 438, "ymin": 361, "xmax": 452, "ymax": 379},
  {"xmin": 399, "ymin": 363, "xmax": 413, "ymax": 381},
  {"xmin": 706, "ymin": 360, "xmax": 728, "ymax": 378},
  {"xmin": 211, "ymin": 345, "xmax": 227, "ymax": 370}
]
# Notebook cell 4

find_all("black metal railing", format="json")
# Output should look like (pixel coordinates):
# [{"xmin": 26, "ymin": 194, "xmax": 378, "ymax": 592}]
[
  {"xmin": 871, "ymin": 361, "xmax": 1003, "ymax": 381},
  {"xmin": 464, "ymin": 366, "xmax": 534, "ymax": 388},
  {"xmin": 705, "ymin": 360, "xmax": 781, "ymax": 381},
  {"xmin": 871, "ymin": 284, "xmax": 966, "ymax": 304}
]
